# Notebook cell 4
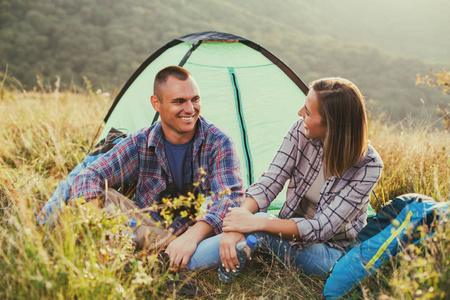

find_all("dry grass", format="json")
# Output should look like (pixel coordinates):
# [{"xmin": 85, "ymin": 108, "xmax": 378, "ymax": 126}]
[
  {"xmin": 1, "ymin": 90, "xmax": 107, "ymax": 213},
  {"xmin": 0, "ymin": 89, "xmax": 449, "ymax": 299},
  {"xmin": 369, "ymin": 117, "xmax": 449, "ymax": 206}
]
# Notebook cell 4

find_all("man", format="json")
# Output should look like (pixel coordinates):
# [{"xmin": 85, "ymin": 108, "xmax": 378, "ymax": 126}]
[{"xmin": 70, "ymin": 66, "xmax": 243, "ymax": 271}]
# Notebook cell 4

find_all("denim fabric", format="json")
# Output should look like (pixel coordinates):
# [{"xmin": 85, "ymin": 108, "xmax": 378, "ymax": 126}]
[
  {"xmin": 187, "ymin": 212, "xmax": 344, "ymax": 276},
  {"xmin": 186, "ymin": 232, "xmax": 222, "ymax": 271}
]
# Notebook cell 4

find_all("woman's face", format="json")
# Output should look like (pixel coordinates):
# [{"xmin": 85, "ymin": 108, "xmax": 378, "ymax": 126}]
[{"xmin": 298, "ymin": 88, "xmax": 327, "ymax": 141}]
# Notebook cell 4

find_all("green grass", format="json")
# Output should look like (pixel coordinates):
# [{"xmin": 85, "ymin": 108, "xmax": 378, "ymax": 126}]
[{"xmin": 0, "ymin": 89, "xmax": 449, "ymax": 299}]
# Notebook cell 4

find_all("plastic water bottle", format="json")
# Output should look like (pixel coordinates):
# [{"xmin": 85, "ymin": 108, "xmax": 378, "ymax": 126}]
[
  {"xmin": 123, "ymin": 218, "xmax": 138, "ymax": 242},
  {"xmin": 218, "ymin": 234, "xmax": 257, "ymax": 283}
]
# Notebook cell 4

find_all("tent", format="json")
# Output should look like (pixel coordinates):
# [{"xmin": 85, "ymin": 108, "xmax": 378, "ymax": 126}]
[{"xmin": 98, "ymin": 31, "xmax": 309, "ymax": 213}]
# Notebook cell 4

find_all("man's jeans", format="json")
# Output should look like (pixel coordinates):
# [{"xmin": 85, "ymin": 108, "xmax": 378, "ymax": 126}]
[{"xmin": 186, "ymin": 212, "xmax": 344, "ymax": 276}]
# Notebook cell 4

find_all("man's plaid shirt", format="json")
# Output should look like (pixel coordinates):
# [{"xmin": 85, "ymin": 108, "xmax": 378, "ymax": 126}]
[
  {"xmin": 246, "ymin": 119, "xmax": 383, "ymax": 250},
  {"xmin": 71, "ymin": 116, "xmax": 244, "ymax": 235}
]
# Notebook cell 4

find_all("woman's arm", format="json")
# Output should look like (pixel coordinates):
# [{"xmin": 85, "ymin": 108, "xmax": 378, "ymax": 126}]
[
  {"xmin": 222, "ymin": 197, "xmax": 300, "ymax": 240},
  {"xmin": 220, "ymin": 196, "xmax": 300, "ymax": 272},
  {"xmin": 245, "ymin": 120, "xmax": 303, "ymax": 212},
  {"xmin": 219, "ymin": 121, "xmax": 305, "ymax": 271},
  {"xmin": 240, "ymin": 196, "xmax": 259, "ymax": 213}
]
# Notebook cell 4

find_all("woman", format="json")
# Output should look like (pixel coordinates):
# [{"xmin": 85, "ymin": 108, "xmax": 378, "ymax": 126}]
[{"xmin": 217, "ymin": 77, "xmax": 384, "ymax": 276}]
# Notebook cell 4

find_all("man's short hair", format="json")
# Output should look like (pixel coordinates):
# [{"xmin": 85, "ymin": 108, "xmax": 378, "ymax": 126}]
[{"xmin": 153, "ymin": 66, "xmax": 192, "ymax": 99}]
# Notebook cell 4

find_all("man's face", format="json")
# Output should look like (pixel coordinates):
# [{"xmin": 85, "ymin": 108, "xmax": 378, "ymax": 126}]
[{"xmin": 151, "ymin": 75, "xmax": 201, "ymax": 144}]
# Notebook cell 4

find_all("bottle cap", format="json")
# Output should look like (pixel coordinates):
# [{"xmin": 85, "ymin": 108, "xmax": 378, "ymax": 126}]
[
  {"xmin": 246, "ymin": 234, "xmax": 257, "ymax": 246},
  {"xmin": 129, "ymin": 218, "xmax": 137, "ymax": 227}
]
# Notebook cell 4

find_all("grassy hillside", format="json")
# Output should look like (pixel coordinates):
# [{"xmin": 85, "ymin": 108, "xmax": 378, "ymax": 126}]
[
  {"xmin": 0, "ymin": 0, "xmax": 448, "ymax": 122},
  {"xmin": 254, "ymin": 0, "xmax": 450, "ymax": 64},
  {"xmin": 0, "ymin": 90, "xmax": 448, "ymax": 299}
]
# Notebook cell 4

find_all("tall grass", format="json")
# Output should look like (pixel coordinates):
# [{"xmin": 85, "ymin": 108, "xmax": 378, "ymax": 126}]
[
  {"xmin": 0, "ymin": 89, "xmax": 449, "ymax": 299},
  {"xmin": 369, "ymin": 115, "xmax": 449, "ymax": 206}
]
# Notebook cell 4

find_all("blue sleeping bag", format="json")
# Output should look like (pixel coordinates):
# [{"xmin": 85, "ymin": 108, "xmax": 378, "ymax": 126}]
[{"xmin": 323, "ymin": 193, "xmax": 449, "ymax": 299}]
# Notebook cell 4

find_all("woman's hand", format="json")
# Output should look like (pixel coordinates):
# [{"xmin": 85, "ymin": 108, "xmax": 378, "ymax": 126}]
[
  {"xmin": 219, "ymin": 231, "xmax": 245, "ymax": 272},
  {"xmin": 223, "ymin": 207, "xmax": 263, "ymax": 233},
  {"xmin": 224, "ymin": 207, "xmax": 301, "ymax": 241}
]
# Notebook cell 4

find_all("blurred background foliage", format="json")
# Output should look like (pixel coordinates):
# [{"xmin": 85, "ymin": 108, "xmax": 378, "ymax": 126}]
[{"xmin": 0, "ymin": 0, "xmax": 448, "ymax": 123}]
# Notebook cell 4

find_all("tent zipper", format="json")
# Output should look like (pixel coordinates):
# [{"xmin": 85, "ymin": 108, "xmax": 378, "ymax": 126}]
[{"xmin": 229, "ymin": 68, "xmax": 253, "ymax": 185}]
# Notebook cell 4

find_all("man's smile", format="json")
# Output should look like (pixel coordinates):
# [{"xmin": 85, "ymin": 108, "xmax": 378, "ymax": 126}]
[{"xmin": 179, "ymin": 114, "xmax": 197, "ymax": 121}]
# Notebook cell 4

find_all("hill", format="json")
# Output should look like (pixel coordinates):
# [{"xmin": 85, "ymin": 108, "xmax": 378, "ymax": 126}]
[{"xmin": 0, "ymin": 0, "xmax": 448, "ymax": 122}]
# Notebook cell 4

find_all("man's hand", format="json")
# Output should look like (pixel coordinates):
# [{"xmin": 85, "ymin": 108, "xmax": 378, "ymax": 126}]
[
  {"xmin": 164, "ymin": 221, "xmax": 214, "ymax": 272},
  {"xmin": 219, "ymin": 231, "xmax": 245, "ymax": 272},
  {"xmin": 164, "ymin": 233, "xmax": 198, "ymax": 272}
]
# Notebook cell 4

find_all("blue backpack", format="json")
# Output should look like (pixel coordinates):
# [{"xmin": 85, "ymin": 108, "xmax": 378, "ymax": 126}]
[{"xmin": 323, "ymin": 193, "xmax": 449, "ymax": 299}]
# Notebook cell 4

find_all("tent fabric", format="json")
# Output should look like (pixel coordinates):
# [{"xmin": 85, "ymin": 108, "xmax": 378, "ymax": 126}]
[
  {"xmin": 98, "ymin": 31, "xmax": 309, "ymax": 213},
  {"xmin": 323, "ymin": 194, "xmax": 450, "ymax": 299}
]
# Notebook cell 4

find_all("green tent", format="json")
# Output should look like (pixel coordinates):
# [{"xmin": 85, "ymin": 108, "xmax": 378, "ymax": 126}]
[{"xmin": 98, "ymin": 31, "xmax": 307, "ymax": 214}]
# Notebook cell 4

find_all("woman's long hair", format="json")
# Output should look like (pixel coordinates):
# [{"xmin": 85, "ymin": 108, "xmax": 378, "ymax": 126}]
[{"xmin": 310, "ymin": 78, "xmax": 368, "ymax": 178}]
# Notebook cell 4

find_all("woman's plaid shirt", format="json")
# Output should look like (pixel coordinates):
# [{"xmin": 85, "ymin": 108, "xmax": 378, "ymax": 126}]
[{"xmin": 246, "ymin": 119, "xmax": 383, "ymax": 250}]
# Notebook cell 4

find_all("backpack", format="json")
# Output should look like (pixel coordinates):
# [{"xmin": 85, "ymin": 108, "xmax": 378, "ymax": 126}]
[{"xmin": 323, "ymin": 193, "xmax": 450, "ymax": 299}]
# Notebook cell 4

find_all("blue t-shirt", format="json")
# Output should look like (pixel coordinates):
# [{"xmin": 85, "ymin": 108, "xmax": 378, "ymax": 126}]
[{"xmin": 164, "ymin": 138, "xmax": 193, "ymax": 192}]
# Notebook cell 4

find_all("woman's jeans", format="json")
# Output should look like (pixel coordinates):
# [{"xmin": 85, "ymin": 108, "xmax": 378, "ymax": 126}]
[{"xmin": 186, "ymin": 213, "xmax": 344, "ymax": 276}]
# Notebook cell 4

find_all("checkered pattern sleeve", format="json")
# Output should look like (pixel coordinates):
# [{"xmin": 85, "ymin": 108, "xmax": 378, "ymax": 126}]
[
  {"xmin": 70, "ymin": 135, "xmax": 140, "ymax": 202},
  {"xmin": 198, "ymin": 131, "xmax": 244, "ymax": 235},
  {"xmin": 245, "ymin": 121, "xmax": 301, "ymax": 211}
]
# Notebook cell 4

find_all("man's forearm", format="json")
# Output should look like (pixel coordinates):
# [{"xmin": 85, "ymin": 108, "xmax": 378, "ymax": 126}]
[
  {"xmin": 180, "ymin": 220, "xmax": 214, "ymax": 244},
  {"xmin": 70, "ymin": 170, "xmax": 106, "ymax": 203}
]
